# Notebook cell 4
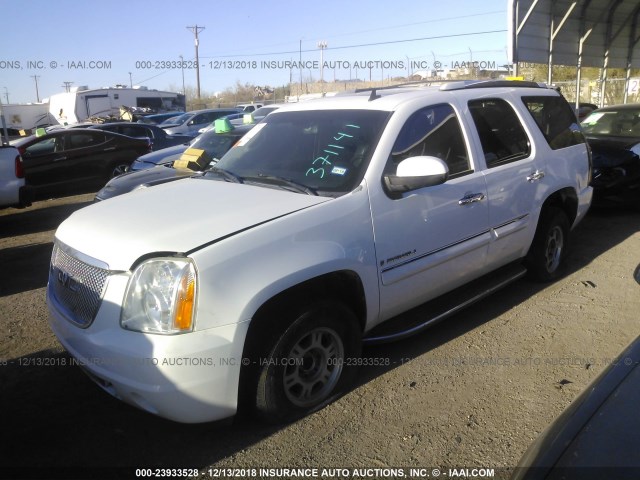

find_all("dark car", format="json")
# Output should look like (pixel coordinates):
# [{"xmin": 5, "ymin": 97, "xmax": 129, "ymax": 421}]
[
  {"xmin": 581, "ymin": 104, "xmax": 640, "ymax": 206},
  {"xmin": 128, "ymin": 143, "xmax": 190, "ymax": 172},
  {"xmin": 512, "ymin": 266, "xmax": 640, "ymax": 479},
  {"xmin": 87, "ymin": 122, "xmax": 192, "ymax": 151},
  {"xmin": 96, "ymin": 124, "xmax": 253, "ymax": 200},
  {"xmin": 137, "ymin": 112, "xmax": 184, "ymax": 125},
  {"xmin": 129, "ymin": 123, "xmax": 254, "ymax": 171},
  {"xmin": 512, "ymin": 334, "xmax": 640, "ymax": 479},
  {"xmin": 14, "ymin": 128, "xmax": 152, "ymax": 199},
  {"xmin": 95, "ymin": 165, "xmax": 199, "ymax": 201}
]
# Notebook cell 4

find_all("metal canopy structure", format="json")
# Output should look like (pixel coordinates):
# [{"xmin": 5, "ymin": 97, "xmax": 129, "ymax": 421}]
[{"xmin": 508, "ymin": 0, "xmax": 640, "ymax": 105}]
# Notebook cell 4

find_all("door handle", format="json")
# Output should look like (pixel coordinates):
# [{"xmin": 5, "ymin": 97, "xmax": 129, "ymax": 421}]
[
  {"xmin": 458, "ymin": 193, "xmax": 485, "ymax": 206},
  {"xmin": 104, "ymin": 147, "xmax": 116, "ymax": 151},
  {"xmin": 53, "ymin": 156, "xmax": 67, "ymax": 162},
  {"xmin": 526, "ymin": 170, "xmax": 545, "ymax": 182}
]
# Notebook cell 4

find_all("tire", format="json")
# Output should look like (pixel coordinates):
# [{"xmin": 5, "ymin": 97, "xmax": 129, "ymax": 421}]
[
  {"xmin": 254, "ymin": 301, "xmax": 361, "ymax": 423},
  {"xmin": 110, "ymin": 163, "xmax": 130, "ymax": 178},
  {"xmin": 525, "ymin": 206, "xmax": 570, "ymax": 282}
]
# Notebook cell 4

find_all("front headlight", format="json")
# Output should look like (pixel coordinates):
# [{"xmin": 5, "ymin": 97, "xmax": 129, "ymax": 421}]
[{"xmin": 121, "ymin": 258, "xmax": 197, "ymax": 334}]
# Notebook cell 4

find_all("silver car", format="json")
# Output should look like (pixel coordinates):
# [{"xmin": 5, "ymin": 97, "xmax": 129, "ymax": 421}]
[{"xmin": 161, "ymin": 108, "xmax": 241, "ymax": 136}]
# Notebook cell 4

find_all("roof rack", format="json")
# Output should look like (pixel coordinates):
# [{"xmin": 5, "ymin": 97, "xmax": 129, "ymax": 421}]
[
  {"xmin": 335, "ymin": 79, "xmax": 549, "ymax": 102},
  {"xmin": 439, "ymin": 80, "xmax": 547, "ymax": 91},
  {"xmin": 336, "ymin": 80, "xmax": 443, "ymax": 101}
]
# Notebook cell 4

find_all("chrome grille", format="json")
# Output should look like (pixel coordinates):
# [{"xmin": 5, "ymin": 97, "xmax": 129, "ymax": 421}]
[{"xmin": 49, "ymin": 242, "xmax": 109, "ymax": 328}]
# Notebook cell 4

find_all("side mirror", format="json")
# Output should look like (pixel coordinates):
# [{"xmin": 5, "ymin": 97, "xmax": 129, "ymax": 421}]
[{"xmin": 384, "ymin": 156, "xmax": 449, "ymax": 194}]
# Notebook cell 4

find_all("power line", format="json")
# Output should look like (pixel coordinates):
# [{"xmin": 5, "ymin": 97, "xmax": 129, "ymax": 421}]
[
  {"xmin": 135, "ymin": 28, "xmax": 507, "ymax": 87},
  {"xmin": 199, "ymin": 29, "xmax": 507, "ymax": 59},
  {"xmin": 198, "ymin": 10, "xmax": 506, "ymax": 57}
]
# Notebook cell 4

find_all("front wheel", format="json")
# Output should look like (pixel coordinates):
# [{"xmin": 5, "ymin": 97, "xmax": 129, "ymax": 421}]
[
  {"xmin": 255, "ymin": 301, "xmax": 361, "ymax": 423},
  {"xmin": 110, "ymin": 163, "xmax": 130, "ymax": 178},
  {"xmin": 525, "ymin": 206, "xmax": 570, "ymax": 282}
]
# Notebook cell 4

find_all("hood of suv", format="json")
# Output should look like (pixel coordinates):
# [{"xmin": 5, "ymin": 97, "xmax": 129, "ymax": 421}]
[{"xmin": 55, "ymin": 178, "xmax": 331, "ymax": 271}]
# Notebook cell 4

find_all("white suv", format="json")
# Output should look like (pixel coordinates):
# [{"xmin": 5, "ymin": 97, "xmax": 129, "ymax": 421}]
[{"xmin": 47, "ymin": 81, "xmax": 592, "ymax": 423}]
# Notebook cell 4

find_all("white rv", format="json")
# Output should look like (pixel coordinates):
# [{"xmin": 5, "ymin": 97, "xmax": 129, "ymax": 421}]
[
  {"xmin": 2, "ymin": 103, "xmax": 53, "ymax": 132},
  {"xmin": 48, "ymin": 86, "xmax": 186, "ymax": 125}
]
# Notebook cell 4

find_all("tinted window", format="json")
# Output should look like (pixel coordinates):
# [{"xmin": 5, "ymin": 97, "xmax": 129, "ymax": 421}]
[
  {"xmin": 66, "ymin": 132, "xmax": 105, "ymax": 150},
  {"xmin": 389, "ymin": 104, "xmax": 471, "ymax": 177},
  {"xmin": 119, "ymin": 126, "xmax": 150, "ymax": 138},
  {"xmin": 469, "ymin": 98, "xmax": 530, "ymax": 168},
  {"xmin": 25, "ymin": 137, "xmax": 60, "ymax": 156},
  {"xmin": 216, "ymin": 109, "xmax": 390, "ymax": 196},
  {"xmin": 522, "ymin": 95, "xmax": 586, "ymax": 149},
  {"xmin": 191, "ymin": 132, "xmax": 240, "ymax": 160}
]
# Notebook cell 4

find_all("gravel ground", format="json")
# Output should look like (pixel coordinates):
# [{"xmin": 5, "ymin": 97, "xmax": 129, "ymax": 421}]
[{"xmin": 0, "ymin": 193, "xmax": 638, "ymax": 480}]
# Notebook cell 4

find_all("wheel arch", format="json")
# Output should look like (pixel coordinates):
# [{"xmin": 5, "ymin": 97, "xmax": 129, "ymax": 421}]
[
  {"xmin": 245, "ymin": 269, "xmax": 367, "ymax": 344},
  {"xmin": 237, "ymin": 270, "xmax": 367, "ymax": 410},
  {"xmin": 540, "ymin": 187, "xmax": 578, "ymax": 227}
]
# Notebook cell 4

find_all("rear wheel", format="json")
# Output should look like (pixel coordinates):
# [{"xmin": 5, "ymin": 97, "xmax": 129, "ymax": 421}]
[
  {"xmin": 254, "ymin": 301, "xmax": 361, "ymax": 423},
  {"xmin": 525, "ymin": 207, "xmax": 570, "ymax": 282}
]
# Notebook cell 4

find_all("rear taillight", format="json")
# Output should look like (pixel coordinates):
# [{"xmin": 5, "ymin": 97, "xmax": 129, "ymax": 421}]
[{"xmin": 15, "ymin": 150, "xmax": 24, "ymax": 178}]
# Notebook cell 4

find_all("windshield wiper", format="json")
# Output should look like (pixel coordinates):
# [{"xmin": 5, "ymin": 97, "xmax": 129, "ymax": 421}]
[
  {"xmin": 248, "ymin": 174, "xmax": 318, "ymax": 196},
  {"xmin": 205, "ymin": 167, "xmax": 244, "ymax": 184}
]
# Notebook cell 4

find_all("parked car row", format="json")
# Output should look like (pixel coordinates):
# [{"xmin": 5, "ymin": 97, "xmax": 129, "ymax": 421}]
[
  {"xmin": 161, "ymin": 108, "xmax": 242, "ymax": 136},
  {"xmin": 96, "ymin": 123, "xmax": 255, "ymax": 200},
  {"xmin": 3, "ymin": 103, "xmax": 283, "ymax": 202}
]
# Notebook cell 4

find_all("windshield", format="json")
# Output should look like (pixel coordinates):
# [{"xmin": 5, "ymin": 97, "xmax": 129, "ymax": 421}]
[
  {"xmin": 214, "ymin": 109, "xmax": 390, "ymax": 196},
  {"xmin": 190, "ymin": 131, "xmax": 240, "ymax": 161},
  {"xmin": 163, "ymin": 113, "xmax": 192, "ymax": 125},
  {"xmin": 252, "ymin": 106, "xmax": 278, "ymax": 117},
  {"xmin": 581, "ymin": 109, "xmax": 640, "ymax": 137}
]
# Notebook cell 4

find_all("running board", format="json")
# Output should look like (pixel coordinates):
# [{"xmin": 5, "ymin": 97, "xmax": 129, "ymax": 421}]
[{"xmin": 363, "ymin": 262, "xmax": 528, "ymax": 345}]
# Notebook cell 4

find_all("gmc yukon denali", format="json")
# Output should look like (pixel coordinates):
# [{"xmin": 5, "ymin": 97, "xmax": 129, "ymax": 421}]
[{"xmin": 47, "ymin": 81, "xmax": 592, "ymax": 423}]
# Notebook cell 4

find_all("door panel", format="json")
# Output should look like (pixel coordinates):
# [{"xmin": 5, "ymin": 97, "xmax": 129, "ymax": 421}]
[
  {"xmin": 370, "ymin": 104, "xmax": 491, "ymax": 322},
  {"xmin": 467, "ymin": 97, "xmax": 546, "ymax": 267},
  {"xmin": 22, "ymin": 135, "xmax": 66, "ymax": 188}
]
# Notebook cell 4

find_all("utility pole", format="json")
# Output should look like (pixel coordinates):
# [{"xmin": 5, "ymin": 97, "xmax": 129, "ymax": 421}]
[
  {"xmin": 62, "ymin": 81, "xmax": 73, "ymax": 93},
  {"xmin": 186, "ymin": 25, "xmax": 205, "ymax": 99},
  {"xmin": 179, "ymin": 55, "xmax": 186, "ymax": 95},
  {"xmin": 3, "ymin": 87, "xmax": 8, "ymax": 104},
  {"xmin": 318, "ymin": 41, "xmax": 327, "ymax": 85},
  {"xmin": 31, "ymin": 75, "xmax": 40, "ymax": 102},
  {"xmin": 128, "ymin": 72, "xmax": 133, "ymax": 88}
]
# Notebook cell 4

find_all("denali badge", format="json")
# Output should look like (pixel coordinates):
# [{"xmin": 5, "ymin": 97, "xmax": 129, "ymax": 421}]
[{"xmin": 57, "ymin": 269, "xmax": 80, "ymax": 293}]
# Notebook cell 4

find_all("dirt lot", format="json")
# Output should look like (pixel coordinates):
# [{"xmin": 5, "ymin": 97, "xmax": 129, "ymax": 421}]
[{"xmin": 0, "ymin": 193, "xmax": 639, "ymax": 480}]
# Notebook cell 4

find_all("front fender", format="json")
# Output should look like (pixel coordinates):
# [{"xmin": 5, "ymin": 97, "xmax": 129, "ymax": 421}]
[{"xmin": 191, "ymin": 183, "xmax": 380, "ymax": 332}]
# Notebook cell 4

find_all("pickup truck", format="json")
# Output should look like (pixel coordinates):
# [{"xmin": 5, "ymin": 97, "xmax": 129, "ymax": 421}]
[{"xmin": 47, "ymin": 80, "xmax": 593, "ymax": 423}]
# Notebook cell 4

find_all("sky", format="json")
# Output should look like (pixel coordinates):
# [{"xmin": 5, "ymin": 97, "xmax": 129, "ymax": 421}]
[{"xmin": 0, "ymin": 0, "xmax": 510, "ymax": 104}]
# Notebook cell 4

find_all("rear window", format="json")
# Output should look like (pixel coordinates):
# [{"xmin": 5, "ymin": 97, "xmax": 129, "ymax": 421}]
[{"xmin": 522, "ymin": 95, "xmax": 585, "ymax": 150}]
